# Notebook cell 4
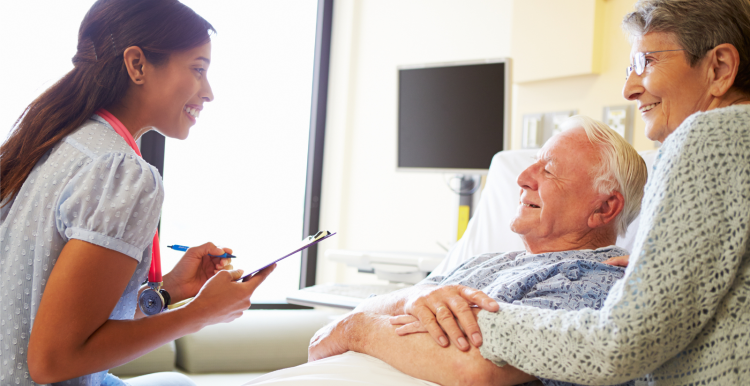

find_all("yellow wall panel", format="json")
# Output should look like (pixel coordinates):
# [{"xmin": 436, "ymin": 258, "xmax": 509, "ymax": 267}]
[
  {"xmin": 512, "ymin": 0, "xmax": 604, "ymax": 83},
  {"xmin": 510, "ymin": 0, "xmax": 656, "ymax": 152}
]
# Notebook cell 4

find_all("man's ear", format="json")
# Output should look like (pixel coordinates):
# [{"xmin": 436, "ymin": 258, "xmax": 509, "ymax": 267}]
[
  {"xmin": 122, "ymin": 46, "xmax": 147, "ymax": 85},
  {"xmin": 588, "ymin": 191, "xmax": 624, "ymax": 230},
  {"xmin": 707, "ymin": 43, "xmax": 741, "ymax": 98}
]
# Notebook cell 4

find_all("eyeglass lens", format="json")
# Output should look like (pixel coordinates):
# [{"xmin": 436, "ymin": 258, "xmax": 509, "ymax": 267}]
[
  {"xmin": 635, "ymin": 53, "xmax": 645, "ymax": 75},
  {"xmin": 626, "ymin": 53, "xmax": 645, "ymax": 79}
]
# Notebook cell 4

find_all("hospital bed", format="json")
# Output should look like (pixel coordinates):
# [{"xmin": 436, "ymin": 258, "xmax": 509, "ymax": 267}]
[{"xmin": 239, "ymin": 148, "xmax": 658, "ymax": 385}]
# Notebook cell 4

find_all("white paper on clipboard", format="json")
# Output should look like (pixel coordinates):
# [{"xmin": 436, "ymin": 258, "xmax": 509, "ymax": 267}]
[{"xmin": 240, "ymin": 231, "xmax": 336, "ymax": 282}]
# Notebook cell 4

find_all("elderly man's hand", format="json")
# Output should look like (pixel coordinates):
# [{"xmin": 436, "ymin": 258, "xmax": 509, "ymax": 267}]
[
  {"xmin": 399, "ymin": 285, "xmax": 498, "ymax": 351},
  {"xmin": 308, "ymin": 312, "xmax": 362, "ymax": 362},
  {"xmin": 603, "ymin": 255, "xmax": 630, "ymax": 267},
  {"xmin": 390, "ymin": 307, "xmax": 483, "ymax": 334},
  {"xmin": 389, "ymin": 314, "xmax": 427, "ymax": 333}
]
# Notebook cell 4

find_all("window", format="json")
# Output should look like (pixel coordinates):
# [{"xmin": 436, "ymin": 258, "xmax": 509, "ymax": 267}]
[
  {"xmin": 1, "ymin": 1, "xmax": 97, "ymax": 141},
  {"xmin": 159, "ymin": 1, "xmax": 319, "ymax": 303},
  {"xmin": 2, "ymin": 0, "xmax": 331, "ymax": 304}
]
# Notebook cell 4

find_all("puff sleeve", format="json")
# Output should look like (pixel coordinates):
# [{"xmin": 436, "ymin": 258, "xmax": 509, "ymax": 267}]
[{"xmin": 55, "ymin": 152, "xmax": 164, "ymax": 262}]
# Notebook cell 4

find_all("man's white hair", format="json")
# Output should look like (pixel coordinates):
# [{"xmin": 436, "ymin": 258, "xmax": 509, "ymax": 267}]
[{"xmin": 560, "ymin": 115, "xmax": 648, "ymax": 236}]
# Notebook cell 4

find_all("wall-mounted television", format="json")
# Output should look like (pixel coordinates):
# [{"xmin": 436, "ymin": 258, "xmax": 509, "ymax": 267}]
[{"xmin": 397, "ymin": 58, "xmax": 511, "ymax": 174}]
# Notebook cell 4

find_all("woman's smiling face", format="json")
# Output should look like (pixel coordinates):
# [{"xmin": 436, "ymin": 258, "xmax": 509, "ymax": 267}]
[
  {"xmin": 142, "ymin": 41, "xmax": 214, "ymax": 139},
  {"xmin": 622, "ymin": 32, "xmax": 712, "ymax": 142}
]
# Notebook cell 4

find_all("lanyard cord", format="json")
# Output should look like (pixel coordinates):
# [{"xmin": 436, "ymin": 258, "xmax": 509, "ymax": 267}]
[{"xmin": 95, "ymin": 109, "xmax": 162, "ymax": 284}]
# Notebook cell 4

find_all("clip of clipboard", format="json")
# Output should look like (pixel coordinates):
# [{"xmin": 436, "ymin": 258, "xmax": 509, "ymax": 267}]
[{"xmin": 240, "ymin": 230, "xmax": 336, "ymax": 282}]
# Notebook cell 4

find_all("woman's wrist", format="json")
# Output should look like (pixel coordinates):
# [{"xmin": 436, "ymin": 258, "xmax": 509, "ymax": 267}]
[
  {"xmin": 168, "ymin": 301, "xmax": 209, "ymax": 333},
  {"xmin": 161, "ymin": 273, "xmax": 187, "ymax": 304}
]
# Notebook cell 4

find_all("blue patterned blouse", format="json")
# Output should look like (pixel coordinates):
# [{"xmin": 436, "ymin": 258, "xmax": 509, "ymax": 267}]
[
  {"xmin": 420, "ymin": 246, "xmax": 633, "ymax": 386},
  {"xmin": 0, "ymin": 115, "xmax": 163, "ymax": 386}
]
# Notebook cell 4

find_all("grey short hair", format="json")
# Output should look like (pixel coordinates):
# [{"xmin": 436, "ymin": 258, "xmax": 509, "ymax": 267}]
[
  {"xmin": 560, "ymin": 116, "xmax": 648, "ymax": 237},
  {"xmin": 622, "ymin": 0, "xmax": 750, "ymax": 94}
]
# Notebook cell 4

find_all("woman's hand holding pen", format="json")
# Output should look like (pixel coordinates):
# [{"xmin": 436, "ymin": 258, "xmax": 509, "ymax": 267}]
[
  {"xmin": 162, "ymin": 242, "xmax": 235, "ymax": 303},
  {"xmin": 186, "ymin": 264, "xmax": 276, "ymax": 326}
]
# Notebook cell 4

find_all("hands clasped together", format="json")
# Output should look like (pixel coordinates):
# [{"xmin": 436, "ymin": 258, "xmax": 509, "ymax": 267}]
[
  {"xmin": 308, "ymin": 284, "xmax": 499, "ymax": 362},
  {"xmin": 395, "ymin": 285, "xmax": 498, "ymax": 349},
  {"xmin": 308, "ymin": 255, "xmax": 630, "ymax": 363}
]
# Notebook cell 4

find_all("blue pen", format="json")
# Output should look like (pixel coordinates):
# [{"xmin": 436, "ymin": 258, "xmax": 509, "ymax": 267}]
[{"xmin": 167, "ymin": 244, "xmax": 236, "ymax": 258}]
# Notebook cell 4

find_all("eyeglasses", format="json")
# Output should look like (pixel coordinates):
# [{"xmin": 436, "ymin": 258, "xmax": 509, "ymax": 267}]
[{"xmin": 626, "ymin": 49, "xmax": 686, "ymax": 79}]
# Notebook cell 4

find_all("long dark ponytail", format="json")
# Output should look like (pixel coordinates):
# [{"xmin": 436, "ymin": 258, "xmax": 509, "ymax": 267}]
[{"xmin": 0, "ymin": 0, "xmax": 215, "ymax": 206}]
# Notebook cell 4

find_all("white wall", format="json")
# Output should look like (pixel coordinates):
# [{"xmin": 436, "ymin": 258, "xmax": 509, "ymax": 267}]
[{"xmin": 316, "ymin": 0, "xmax": 514, "ymax": 285}]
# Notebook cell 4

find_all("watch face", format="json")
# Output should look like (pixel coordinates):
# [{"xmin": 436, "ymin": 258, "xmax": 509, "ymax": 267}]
[{"xmin": 139, "ymin": 288, "xmax": 165, "ymax": 316}]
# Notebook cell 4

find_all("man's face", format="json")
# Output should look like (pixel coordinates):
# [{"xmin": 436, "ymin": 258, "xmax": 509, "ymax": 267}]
[{"xmin": 510, "ymin": 128, "xmax": 605, "ymax": 250}]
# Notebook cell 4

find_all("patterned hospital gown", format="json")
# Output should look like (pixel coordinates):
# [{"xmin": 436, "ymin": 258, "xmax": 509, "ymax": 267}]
[
  {"xmin": 421, "ymin": 246, "xmax": 633, "ymax": 386},
  {"xmin": 0, "ymin": 115, "xmax": 163, "ymax": 385}
]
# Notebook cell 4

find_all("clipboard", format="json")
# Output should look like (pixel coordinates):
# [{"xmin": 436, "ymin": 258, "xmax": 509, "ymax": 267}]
[{"xmin": 240, "ymin": 230, "xmax": 336, "ymax": 282}]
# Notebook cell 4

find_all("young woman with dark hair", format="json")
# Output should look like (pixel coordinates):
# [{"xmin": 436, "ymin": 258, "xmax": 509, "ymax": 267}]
[{"xmin": 0, "ymin": 1, "xmax": 274, "ymax": 385}]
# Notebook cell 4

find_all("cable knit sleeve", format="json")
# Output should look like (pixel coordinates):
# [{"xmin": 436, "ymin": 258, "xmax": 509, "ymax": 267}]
[
  {"xmin": 477, "ymin": 106, "xmax": 750, "ymax": 385},
  {"xmin": 55, "ymin": 152, "xmax": 164, "ymax": 261}
]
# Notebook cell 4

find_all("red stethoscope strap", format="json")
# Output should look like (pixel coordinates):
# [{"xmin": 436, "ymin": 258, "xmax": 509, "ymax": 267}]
[
  {"xmin": 149, "ymin": 233, "xmax": 162, "ymax": 283},
  {"xmin": 96, "ymin": 108, "xmax": 162, "ymax": 284}
]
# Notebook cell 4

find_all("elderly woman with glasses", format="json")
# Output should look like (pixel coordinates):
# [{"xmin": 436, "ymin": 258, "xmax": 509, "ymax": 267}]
[{"xmin": 384, "ymin": 0, "xmax": 750, "ymax": 385}]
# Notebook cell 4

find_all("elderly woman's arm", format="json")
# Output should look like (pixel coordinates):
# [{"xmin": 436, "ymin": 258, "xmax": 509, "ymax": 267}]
[
  {"xmin": 477, "ymin": 110, "xmax": 750, "ymax": 384},
  {"xmin": 309, "ymin": 311, "xmax": 537, "ymax": 386}
]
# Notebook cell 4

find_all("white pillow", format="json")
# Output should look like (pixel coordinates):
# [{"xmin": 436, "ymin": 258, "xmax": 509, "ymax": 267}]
[{"xmin": 430, "ymin": 149, "xmax": 658, "ymax": 277}]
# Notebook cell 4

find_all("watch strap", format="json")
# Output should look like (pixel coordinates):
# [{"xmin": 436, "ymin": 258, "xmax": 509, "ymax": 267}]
[{"xmin": 159, "ymin": 289, "xmax": 171, "ymax": 308}]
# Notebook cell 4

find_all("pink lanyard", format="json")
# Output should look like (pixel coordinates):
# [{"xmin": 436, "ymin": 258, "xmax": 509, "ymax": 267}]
[{"xmin": 96, "ymin": 109, "xmax": 162, "ymax": 284}]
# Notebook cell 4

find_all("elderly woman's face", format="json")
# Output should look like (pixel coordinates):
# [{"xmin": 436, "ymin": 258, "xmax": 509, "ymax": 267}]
[{"xmin": 623, "ymin": 32, "xmax": 712, "ymax": 142}]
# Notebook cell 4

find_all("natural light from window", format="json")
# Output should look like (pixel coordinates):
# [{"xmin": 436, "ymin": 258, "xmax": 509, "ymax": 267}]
[{"xmin": 2, "ymin": 0, "xmax": 318, "ymax": 303}]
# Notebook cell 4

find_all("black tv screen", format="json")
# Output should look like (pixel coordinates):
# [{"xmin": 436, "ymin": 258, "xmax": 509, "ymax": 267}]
[{"xmin": 398, "ymin": 61, "xmax": 507, "ymax": 171}]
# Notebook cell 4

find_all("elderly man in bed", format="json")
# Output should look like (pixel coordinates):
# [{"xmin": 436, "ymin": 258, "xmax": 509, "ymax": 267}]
[{"xmin": 247, "ymin": 116, "xmax": 647, "ymax": 386}]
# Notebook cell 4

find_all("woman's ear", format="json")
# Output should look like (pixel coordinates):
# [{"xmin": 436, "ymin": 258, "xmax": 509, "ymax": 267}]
[
  {"xmin": 708, "ymin": 43, "xmax": 741, "ymax": 98},
  {"xmin": 588, "ymin": 191, "xmax": 625, "ymax": 230},
  {"xmin": 122, "ymin": 46, "xmax": 147, "ymax": 85}
]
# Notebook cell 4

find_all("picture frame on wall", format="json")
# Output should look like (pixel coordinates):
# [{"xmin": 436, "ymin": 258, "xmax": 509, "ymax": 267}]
[{"xmin": 603, "ymin": 105, "xmax": 635, "ymax": 144}]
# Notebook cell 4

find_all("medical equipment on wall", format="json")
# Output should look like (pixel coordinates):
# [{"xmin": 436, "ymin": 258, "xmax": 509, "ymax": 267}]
[{"xmin": 397, "ymin": 59, "xmax": 510, "ymax": 241}]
